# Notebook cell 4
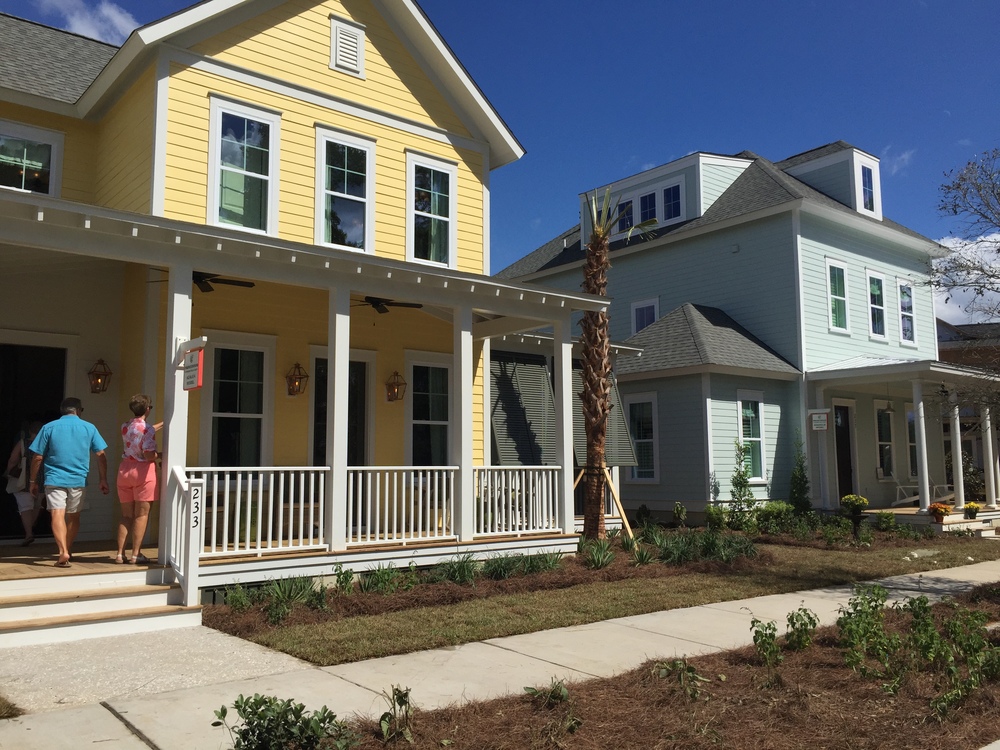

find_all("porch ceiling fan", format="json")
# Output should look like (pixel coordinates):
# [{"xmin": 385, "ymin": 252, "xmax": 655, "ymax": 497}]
[
  {"xmin": 193, "ymin": 271, "xmax": 256, "ymax": 293},
  {"xmin": 356, "ymin": 295, "xmax": 423, "ymax": 314}
]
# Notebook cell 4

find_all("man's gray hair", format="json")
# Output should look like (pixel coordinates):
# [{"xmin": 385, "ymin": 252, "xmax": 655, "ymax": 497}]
[{"xmin": 60, "ymin": 397, "xmax": 83, "ymax": 415}]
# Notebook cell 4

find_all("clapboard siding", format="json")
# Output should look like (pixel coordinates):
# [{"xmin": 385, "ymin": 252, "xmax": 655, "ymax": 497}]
[
  {"xmin": 799, "ymin": 213, "xmax": 937, "ymax": 369},
  {"xmin": 701, "ymin": 163, "xmax": 746, "ymax": 210},
  {"xmin": 94, "ymin": 65, "xmax": 155, "ymax": 214},
  {"xmin": 792, "ymin": 161, "xmax": 851, "ymax": 206}
]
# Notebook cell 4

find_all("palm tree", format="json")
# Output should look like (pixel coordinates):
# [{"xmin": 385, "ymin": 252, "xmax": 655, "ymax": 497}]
[{"xmin": 579, "ymin": 190, "xmax": 655, "ymax": 539}]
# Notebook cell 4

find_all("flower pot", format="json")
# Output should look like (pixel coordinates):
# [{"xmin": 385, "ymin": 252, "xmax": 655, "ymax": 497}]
[
  {"xmin": 965, "ymin": 510, "xmax": 978, "ymax": 520},
  {"xmin": 932, "ymin": 514, "xmax": 946, "ymax": 524}
]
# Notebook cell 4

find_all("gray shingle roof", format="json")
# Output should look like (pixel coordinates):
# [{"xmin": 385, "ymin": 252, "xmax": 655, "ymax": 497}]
[
  {"xmin": 0, "ymin": 14, "xmax": 117, "ymax": 104},
  {"xmin": 497, "ymin": 146, "xmax": 936, "ymax": 279},
  {"xmin": 617, "ymin": 303, "xmax": 798, "ymax": 377},
  {"xmin": 774, "ymin": 140, "xmax": 856, "ymax": 170}
]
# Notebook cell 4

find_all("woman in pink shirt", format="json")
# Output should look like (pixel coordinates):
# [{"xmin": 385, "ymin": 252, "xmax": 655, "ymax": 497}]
[{"xmin": 115, "ymin": 394, "xmax": 161, "ymax": 564}]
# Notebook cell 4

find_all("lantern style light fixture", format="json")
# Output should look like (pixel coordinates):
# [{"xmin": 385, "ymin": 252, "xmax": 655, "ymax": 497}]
[
  {"xmin": 285, "ymin": 362, "xmax": 309, "ymax": 396},
  {"xmin": 87, "ymin": 359, "xmax": 113, "ymax": 394},
  {"xmin": 386, "ymin": 370, "xmax": 407, "ymax": 402}
]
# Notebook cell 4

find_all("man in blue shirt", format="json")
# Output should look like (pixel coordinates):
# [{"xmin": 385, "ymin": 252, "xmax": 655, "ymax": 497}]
[{"xmin": 29, "ymin": 397, "xmax": 109, "ymax": 567}]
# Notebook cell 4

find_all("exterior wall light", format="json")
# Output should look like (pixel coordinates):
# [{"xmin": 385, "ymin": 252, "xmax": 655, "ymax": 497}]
[
  {"xmin": 88, "ymin": 359, "xmax": 113, "ymax": 393},
  {"xmin": 285, "ymin": 363, "xmax": 309, "ymax": 396},
  {"xmin": 386, "ymin": 370, "xmax": 406, "ymax": 402}
]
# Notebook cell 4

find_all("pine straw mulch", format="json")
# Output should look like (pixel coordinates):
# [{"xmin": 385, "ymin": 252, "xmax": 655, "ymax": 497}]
[
  {"xmin": 202, "ymin": 548, "xmax": 770, "ymax": 639},
  {"xmin": 347, "ymin": 584, "xmax": 1000, "ymax": 750}
]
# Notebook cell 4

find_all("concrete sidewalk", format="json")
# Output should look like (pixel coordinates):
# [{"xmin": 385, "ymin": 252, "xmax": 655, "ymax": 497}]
[{"xmin": 0, "ymin": 560, "xmax": 998, "ymax": 749}]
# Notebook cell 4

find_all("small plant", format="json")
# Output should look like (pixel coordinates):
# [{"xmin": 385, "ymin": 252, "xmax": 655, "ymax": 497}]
[
  {"xmin": 378, "ymin": 685, "xmax": 413, "ymax": 743},
  {"xmin": 225, "ymin": 582, "xmax": 254, "ymax": 612},
  {"xmin": 524, "ymin": 678, "xmax": 570, "ymax": 708},
  {"xmin": 332, "ymin": 563, "xmax": 355, "ymax": 595},
  {"xmin": 840, "ymin": 494, "xmax": 869, "ymax": 514},
  {"xmin": 262, "ymin": 576, "xmax": 315, "ymax": 624},
  {"xmin": 520, "ymin": 551, "xmax": 562, "ymax": 574},
  {"xmin": 785, "ymin": 605, "xmax": 819, "ymax": 651},
  {"xmin": 672, "ymin": 502, "xmax": 688, "ymax": 527},
  {"xmin": 620, "ymin": 533, "xmax": 636, "ymax": 553},
  {"xmin": 964, "ymin": 501, "xmax": 982, "ymax": 519},
  {"xmin": 788, "ymin": 437, "xmax": 811, "ymax": 514},
  {"xmin": 728, "ymin": 441, "xmax": 757, "ymax": 530},
  {"xmin": 582, "ymin": 539, "xmax": 615, "ymax": 570},
  {"xmin": 837, "ymin": 584, "xmax": 899, "ymax": 677},
  {"xmin": 431, "ymin": 553, "xmax": 479, "ymax": 585},
  {"xmin": 654, "ymin": 659, "xmax": 711, "ymax": 701},
  {"xmin": 359, "ymin": 563, "xmax": 402, "ymax": 595},
  {"xmin": 756, "ymin": 501, "xmax": 795, "ymax": 535},
  {"xmin": 929, "ymin": 502, "xmax": 951, "ymax": 520},
  {"xmin": 704, "ymin": 504, "xmax": 725, "ymax": 531},
  {"xmin": 213, "ymin": 694, "xmax": 357, "ymax": 750},
  {"xmin": 634, "ymin": 504, "xmax": 653, "ymax": 528},
  {"xmin": 749, "ymin": 614, "xmax": 783, "ymax": 686},
  {"xmin": 872, "ymin": 511, "xmax": 896, "ymax": 532},
  {"xmin": 306, "ymin": 582, "xmax": 329, "ymax": 611},
  {"xmin": 606, "ymin": 526, "xmax": 621, "ymax": 541},
  {"xmin": 631, "ymin": 546, "xmax": 655, "ymax": 566},
  {"xmin": 482, "ymin": 553, "xmax": 521, "ymax": 580}
]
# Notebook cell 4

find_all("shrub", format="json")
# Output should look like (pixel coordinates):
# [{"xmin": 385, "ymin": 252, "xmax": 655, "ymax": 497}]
[
  {"xmin": 788, "ymin": 438, "xmax": 811, "ymax": 514},
  {"xmin": 872, "ymin": 511, "xmax": 896, "ymax": 532},
  {"xmin": 672, "ymin": 502, "xmax": 688, "ymax": 527},
  {"xmin": 225, "ymin": 582, "xmax": 254, "ymax": 612},
  {"xmin": 756, "ymin": 501, "xmax": 796, "ymax": 535},
  {"xmin": 262, "ymin": 577, "xmax": 315, "ymax": 624},
  {"xmin": 482, "ymin": 553, "xmax": 521, "ymax": 580},
  {"xmin": 213, "ymin": 694, "xmax": 357, "ymax": 750},
  {"xmin": 634, "ymin": 504, "xmax": 653, "ymax": 528},
  {"xmin": 728, "ymin": 441, "xmax": 757, "ymax": 530},
  {"xmin": 658, "ymin": 530, "xmax": 698, "ymax": 565},
  {"xmin": 521, "ymin": 551, "xmax": 562, "ymax": 575},
  {"xmin": 840, "ymin": 494, "xmax": 869, "ymax": 514},
  {"xmin": 332, "ymin": 563, "xmax": 355, "ymax": 595},
  {"xmin": 359, "ymin": 564, "xmax": 401, "ymax": 595},
  {"xmin": 704, "ymin": 504, "xmax": 726, "ymax": 531},
  {"xmin": 749, "ymin": 615, "xmax": 783, "ymax": 686},
  {"xmin": 785, "ymin": 606, "xmax": 819, "ymax": 651},
  {"xmin": 431, "ymin": 553, "xmax": 480, "ymax": 585}
]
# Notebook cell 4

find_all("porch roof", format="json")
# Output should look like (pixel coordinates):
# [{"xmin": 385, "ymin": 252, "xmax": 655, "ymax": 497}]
[
  {"xmin": 0, "ymin": 188, "xmax": 606, "ymax": 326},
  {"xmin": 806, "ymin": 356, "xmax": 999, "ymax": 388}
]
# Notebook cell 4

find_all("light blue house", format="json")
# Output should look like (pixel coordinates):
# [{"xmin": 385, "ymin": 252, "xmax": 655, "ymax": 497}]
[{"xmin": 498, "ymin": 142, "xmax": 999, "ymax": 518}]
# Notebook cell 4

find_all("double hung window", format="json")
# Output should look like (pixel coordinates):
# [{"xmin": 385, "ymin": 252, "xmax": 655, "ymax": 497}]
[
  {"xmin": 737, "ymin": 391, "xmax": 765, "ymax": 481},
  {"xmin": 868, "ymin": 273, "xmax": 886, "ymax": 338},
  {"xmin": 828, "ymin": 262, "xmax": 848, "ymax": 331},
  {"xmin": 316, "ymin": 129, "xmax": 373, "ymax": 251},
  {"xmin": 639, "ymin": 192, "xmax": 656, "ymax": 223},
  {"xmin": 898, "ymin": 282, "xmax": 915, "ymax": 343},
  {"xmin": 875, "ymin": 402, "xmax": 893, "ymax": 478},
  {"xmin": 0, "ymin": 120, "xmax": 62, "ymax": 196},
  {"xmin": 210, "ymin": 100, "xmax": 279, "ymax": 233},
  {"xmin": 905, "ymin": 405, "xmax": 918, "ymax": 479},
  {"xmin": 408, "ymin": 154, "xmax": 456, "ymax": 267},
  {"xmin": 626, "ymin": 396, "xmax": 657, "ymax": 481},
  {"xmin": 862, "ymin": 165, "xmax": 875, "ymax": 212},
  {"xmin": 410, "ymin": 363, "xmax": 450, "ymax": 465},
  {"xmin": 631, "ymin": 299, "xmax": 658, "ymax": 335},
  {"xmin": 663, "ymin": 183, "xmax": 682, "ymax": 222},
  {"xmin": 617, "ymin": 199, "xmax": 633, "ymax": 232}
]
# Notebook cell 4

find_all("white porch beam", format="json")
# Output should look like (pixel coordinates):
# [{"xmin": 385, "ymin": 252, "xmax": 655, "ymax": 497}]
[
  {"xmin": 912, "ymin": 380, "xmax": 931, "ymax": 512},
  {"xmin": 986, "ymin": 405, "xmax": 999, "ymax": 510},
  {"xmin": 453, "ymin": 305, "xmax": 475, "ymax": 541},
  {"xmin": 473, "ymin": 316, "xmax": 551, "ymax": 340},
  {"xmin": 158, "ymin": 262, "xmax": 193, "ymax": 564},
  {"xmin": 950, "ymin": 396, "xmax": 965, "ymax": 509},
  {"xmin": 326, "ymin": 289, "xmax": 351, "ymax": 550},
  {"xmin": 553, "ymin": 315, "xmax": 575, "ymax": 534}
]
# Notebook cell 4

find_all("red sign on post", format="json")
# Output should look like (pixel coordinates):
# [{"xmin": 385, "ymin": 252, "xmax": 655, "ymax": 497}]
[{"xmin": 183, "ymin": 348, "xmax": 204, "ymax": 391}]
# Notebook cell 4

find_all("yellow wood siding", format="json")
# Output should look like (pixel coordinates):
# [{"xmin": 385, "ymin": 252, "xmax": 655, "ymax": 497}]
[
  {"xmin": 163, "ymin": 63, "xmax": 485, "ymax": 273},
  {"xmin": 0, "ymin": 103, "xmax": 97, "ymax": 203},
  {"xmin": 94, "ymin": 66, "xmax": 156, "ymax": 214},
  {"xmin": 191, "ymin": 0, "xmax": 472, "ymax": 137}
]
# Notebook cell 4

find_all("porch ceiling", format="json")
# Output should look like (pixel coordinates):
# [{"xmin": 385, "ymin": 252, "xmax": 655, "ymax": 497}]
[{"xmin": 0, "ymin": 189, "xmax": 605, "ymax": 326}]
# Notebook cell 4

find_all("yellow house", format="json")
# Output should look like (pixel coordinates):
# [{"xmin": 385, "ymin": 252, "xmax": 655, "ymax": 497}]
[{"xmin": 0, "ymin": 0, "xmax": 603, "ymax": 637}]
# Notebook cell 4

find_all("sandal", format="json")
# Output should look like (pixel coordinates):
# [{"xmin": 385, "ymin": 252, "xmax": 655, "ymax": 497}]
[
  {"xmin": 129, "ymin": 553, "xmax": 151, "ymax": 565},
  {"xmin": 114, "ymin": 555, "xmax": 125, "ymax": 564},
  {"xmin": 54, "ymin": 559, "xmax": 71, "ymax": 568}
]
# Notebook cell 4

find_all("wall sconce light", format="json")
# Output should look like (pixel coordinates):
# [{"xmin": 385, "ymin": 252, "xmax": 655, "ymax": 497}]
[
  {"xmin": 285, "ymin": 363, "xmax": 309, "ymax": 396},
  {"xmin": 386, "ymin": 371, "xmax": 407, "ymax": 402},
  {"xmin": 87, "ymin": 359, "xmax": 112, "ymax": 394}
]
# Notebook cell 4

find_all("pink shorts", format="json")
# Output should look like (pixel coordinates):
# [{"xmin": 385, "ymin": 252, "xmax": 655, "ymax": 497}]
[{"xmin": 117, "ymin": 458, "xmax": 157, "ymax": 503}]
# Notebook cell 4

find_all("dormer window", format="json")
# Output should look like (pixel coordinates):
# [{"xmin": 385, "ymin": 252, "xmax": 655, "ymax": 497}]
[
  {"xmin": 663, "ymin": 183, "xmax": 682, "ymax": 221},
  {"xmin": 861, "ymin": 166, "xmax": 875, "ymax": 212},
  {"xmin": 852, "ymin": 153, "xmax": 881, "ymax": 220},
  {"xmin": 330, "ymin": 16, "xmax": 365, "ymax": 77},
  {"xmin": 617, "ymin": 200, "xmax": 633, "ymax": 233},
  {"xmin": 639, "ymin": 192, "xmax": 656, "ymax": 223}
]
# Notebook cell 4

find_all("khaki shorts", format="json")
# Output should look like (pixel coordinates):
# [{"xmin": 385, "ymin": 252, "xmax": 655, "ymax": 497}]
[
  {"xmin": 13, "ymin": 490, "xmax": 41, "ymax": 514},
  {"xmin": 45, "ymin": 487, "xmax": 84, "ymax": 513}
]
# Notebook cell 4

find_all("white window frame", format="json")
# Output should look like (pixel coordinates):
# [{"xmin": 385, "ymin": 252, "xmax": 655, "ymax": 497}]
[
  {"xmin": 852, "ymin": 153, "xmax": 882, "ymax": 220},
  {"xmin": 737, "ymin": 389, "xmax": 767, "ymax": 483},
  {"xmin": 661, "ymin": 178, "xmax": 685, "ymax": 225},
  {"xmin": 314, "ymin": 126, "xmax": 375, "ymax": 252},
  {"xmin": 624, "ymin": 392, "xmax": 659, "ymax": 483},
  {"xmin": 631, "ymin": 298, "xmax": 658, "ymax": 335},
  {"xmin": 616, "ymin": 198, "xmax": 634, "ymax": 233},
  {"xmin": 905, "ymin": 402, "xmax": 918, "ymax": 480},
  {"xmin": 0, "ymin": 118, "xmax": 64, "ymax": 197},
  {"xmin": 406, "ymin": 152, "xmax": 458, "ymax": 269},
  {"xmin": 874, "ymin": 399, "xmax": 894, "ymax": 480},
  {"xmin": 207, "ymin": 97, "xmax": 281, "ymax": 236},
  {"xmin": 897, "ymin": 279, "xmax": 917, "ymax": 346},
  {"xmin": 404, "ymin": 350, "xmax": 453, "ymax": 466},
  {"xmin": 198, "ymin": 329, "xmax": 276, "ymax": 467},
  {"xmin": 639, "ymin": 191, "xmax": 656, "ymax": 223},
  {"xmin": 867, "ymin": 270, "xmax": 887, "ymax": 340},
  {"xmin": 826, "ymin": 259, "xmax": 850, "ymax": 333},
  {"xmin": 330, "ymin": 15, "xmax": 365, "ymax": 78}
]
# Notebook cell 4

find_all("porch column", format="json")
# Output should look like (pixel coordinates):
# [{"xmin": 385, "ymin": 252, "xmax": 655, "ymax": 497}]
[
  {"xmin": 325, "ymin": 289, "xmax": 351, "ymax": 551},
  {"xmin": 452, "ymin": 305, "xmax": 475, "ymax": 541},
  {"xmin": 911, "ymin": 380, "xmax": 931, "ymax": 512},
  {"xmin": 984, "ymin": 405, "xmax": 998, "ymax": 510},
  {"xmin": 157, "ymin": 262, "xmax": 193, "ymax": 564},
  {"xmin": 814, "ymin": 385, "xmax": 830, "ymax": 510},
  {"xmin": 950, "ymin": 395, "xmax": 965, "ymax": 510},
  {"xmin": 553, "ymin": 315, "xmax": 574, "ymax": 534}
]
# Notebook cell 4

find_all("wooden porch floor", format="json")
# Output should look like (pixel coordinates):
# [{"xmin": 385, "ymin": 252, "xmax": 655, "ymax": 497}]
[{"xmin": 0, "ymin": 539, "xmax": 165, "ymax": 582}]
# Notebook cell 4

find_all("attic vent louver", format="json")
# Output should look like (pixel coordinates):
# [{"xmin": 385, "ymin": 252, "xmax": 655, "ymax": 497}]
[{"xmin": 331, "ymin": 16, "xmax": 365, "ymax": 77}]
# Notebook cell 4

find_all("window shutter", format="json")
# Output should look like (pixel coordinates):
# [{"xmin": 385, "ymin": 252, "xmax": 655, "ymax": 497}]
[
  {"xmin": 334, "ymin": 23, "xmax": 363, "ymax": 74},
  {"xmin": 571, "ymin": 365, "xmax": 638, "ymax": 468},
  {"xmin": 489, "ymin": 352, "xmax": 555, "ymax": 466}
]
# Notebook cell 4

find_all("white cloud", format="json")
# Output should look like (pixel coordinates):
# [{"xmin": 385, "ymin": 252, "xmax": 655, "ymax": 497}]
[
  {"xmin": 35, "ymin": 0, "xmax": 138, "ymax": 44},
  {"xmin": 880, "ymin": 145, "xmax": 916, "ymax": 176},
  {"xmin": 933, "ymin": 234, "xmax": 1000, "ymax": 324},
  {"xmin": 958, "ymin": 138, "xmax": 972, "ymax": 147}
]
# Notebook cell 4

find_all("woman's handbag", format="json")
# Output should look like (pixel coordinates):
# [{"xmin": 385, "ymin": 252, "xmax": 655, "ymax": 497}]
[{"xmin": 5, "ymin": 440, "xmax": 26, "ymax": 494}]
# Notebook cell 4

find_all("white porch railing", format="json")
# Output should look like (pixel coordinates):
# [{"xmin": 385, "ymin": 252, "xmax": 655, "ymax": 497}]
[
  {"xmin": 185, "ymin": 466, "xmax": 329, "ymax": 557},
  {"xmin": 346, "ymin": 467, "xmax": 456, "ymax": 546},
  {"xmin": 474, "ymin": 466, "xmax": 561, "ymax": 537},
  {"xmin": 168, "ymin": 466, "xmax": 203, "ymax": 606}
]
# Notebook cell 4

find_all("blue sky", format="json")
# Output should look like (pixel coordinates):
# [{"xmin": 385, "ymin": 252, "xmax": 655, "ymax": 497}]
[{"xmin": 4, "ymin": 0, "xmax": 999, "ymax": 317}]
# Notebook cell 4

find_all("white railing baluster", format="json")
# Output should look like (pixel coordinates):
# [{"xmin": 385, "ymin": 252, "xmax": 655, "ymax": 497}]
[{"xmin": 468, "ymin": 467, "xmax": 562, "ymax": 539}]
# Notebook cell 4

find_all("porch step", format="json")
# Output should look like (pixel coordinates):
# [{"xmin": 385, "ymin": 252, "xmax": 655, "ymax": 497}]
[
  {"xmin": 0, "ymin": 604, "xmax": 203, "ymax": 647},
  {"xmin": 0, "ymin": 583, "xmax": 181, "ymax": 623}
]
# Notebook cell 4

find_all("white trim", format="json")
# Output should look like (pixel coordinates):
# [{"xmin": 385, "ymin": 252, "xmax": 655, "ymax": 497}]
[
  {"xmin": 702, "ymin": 373, "xmax": 714, "ymax": 503},
  {"xmin": 897, "ymin": 278, "xmax": 917, "ymax": 346},
  {"xmin": 866, "ymin": 270, "xmax": 887, "ymax": 340},
  {"xmin": 329, "ymin": 15, "xmax": 366, "ymax": 78},
  {"xmin": 150, "ymin": 51, "xmax": 170, "ymax": 216},
  {"xmin": 826, "ymin": 258, "xmax": 850, "ymax": 334},
  {"xmin": 198, "ymin": 329, "xmax": 276, "ymax": 466},
  {"xmin": 482, "ymin": 152, "xmax": 491, "ymax": 274},
  {"xmin": 0, "ymin": 119, "xmax": 64, "ymax": 198},
  {"xmin": 874, "ymin": 399, "xmax": 894, "ymax": 481},
  {"xmin": 630, "ymin": 298, "xmax": 659, "ymax": 335},
  {"xmin": 404, "ymin": 350, "xmax": 453, "ymax": 465},
  {"xmin": 313, "ymin": 126, "xmax": 376, "ymax": 253},
  {"xmin": 307, "ymin": 345, "xmax": 375, "ymax": 466},
  {"xmin": 623, "ymin": 392, "xmax": 659, "ymax": 483},
  {"xmin": 207, "ymin": 97, "xmax": 281, "ymax": 236},
  {"xmin": 736, "ymin": 389, "xmax": 766, "ymax": 482},
  {"xmin": 852, "ymin": 153, "xmax": 882, "ymax": 221},
  {"xmin": 831, "ymin": 397, "xmax": 858, "ymax": 499},
  {"xmin": 607, "ymin": 176, "xmax": 686, "ymax": 240},
  {"xmin": 406, "ymin": 151, "xmax": 458, "ymax": 270},
  {"xmin": 0, "ymin": 329, "xmax": 78, "ymax": 398}
]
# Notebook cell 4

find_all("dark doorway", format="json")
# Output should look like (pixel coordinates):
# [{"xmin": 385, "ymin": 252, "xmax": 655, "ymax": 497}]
[
  {"xmin": 311, "ymin": 358, "xmax": 368, "ymax": 466},
  {"xmin": 834, "ymin": 404, "xmax": 854, "ymax": 502},
  {"xmin": 0, "ymin": 344, "xmax": 65, "ymax": 539}
]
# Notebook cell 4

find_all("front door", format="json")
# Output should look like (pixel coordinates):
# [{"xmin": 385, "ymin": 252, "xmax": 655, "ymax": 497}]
[
  {"xmin": 0, "ymin": 344, "xmax": 65, "ymax": 540},
  {"xmin": 834, "ymin": 404, "xmax": 855, "ymax": 502},
  {"xmin": 312, "ymin": 358, "xmax": 368, "ymax": 466}
]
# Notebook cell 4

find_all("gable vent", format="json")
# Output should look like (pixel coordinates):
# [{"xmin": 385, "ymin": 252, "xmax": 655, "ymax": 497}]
[{"xmin": 331, "ymin": 17, "xmax": 365, "ymax": 77}]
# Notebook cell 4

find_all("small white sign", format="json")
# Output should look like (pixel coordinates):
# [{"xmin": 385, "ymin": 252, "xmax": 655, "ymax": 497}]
[
  {"xmin": 183, "ymin": 349, "xmax": 204, "ymax": 391},
  {"xmin": 811, "ymin": 412, "xmax": 828, "ymax": 431}
]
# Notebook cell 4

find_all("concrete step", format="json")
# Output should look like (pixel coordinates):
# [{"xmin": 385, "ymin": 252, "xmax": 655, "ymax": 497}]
[{"xmin": 0, "ymin": 604, "xmax": 203, "ymax": 647}]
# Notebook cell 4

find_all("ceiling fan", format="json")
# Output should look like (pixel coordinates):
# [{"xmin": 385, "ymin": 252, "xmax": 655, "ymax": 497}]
[
  {"xmin": 356, "ymin": 295, "xmax": 423, "ymax": 314},
  {"xmin": 193, "ymin": 272, "xmax": 256, "ymax": 293}
]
